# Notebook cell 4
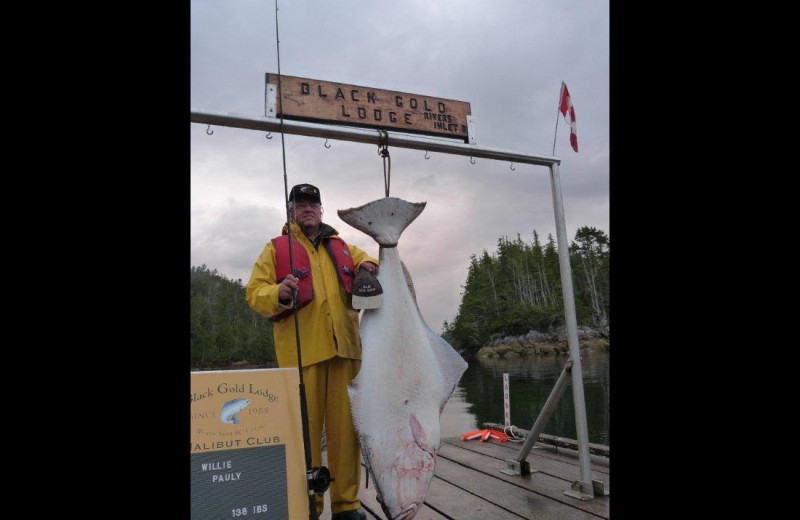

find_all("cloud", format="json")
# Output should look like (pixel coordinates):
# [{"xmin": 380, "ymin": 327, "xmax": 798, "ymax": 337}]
[{"xmin": 191, "ymin": 0, "xmax": 609, "ymax": 333}]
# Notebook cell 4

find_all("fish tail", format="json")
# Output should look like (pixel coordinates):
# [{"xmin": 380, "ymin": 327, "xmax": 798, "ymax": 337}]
[{"xmin": 337, "ymin": 197, "xmax": 426, "ymax": 246}]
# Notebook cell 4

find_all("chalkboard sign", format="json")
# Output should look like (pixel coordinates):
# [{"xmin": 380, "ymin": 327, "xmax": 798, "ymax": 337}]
[{"xmin": 190, "ymin": 368, "xmax": 306, "ymax": 519}]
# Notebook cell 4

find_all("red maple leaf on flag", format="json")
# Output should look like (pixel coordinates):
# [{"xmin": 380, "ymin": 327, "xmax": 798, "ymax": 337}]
[{"xmin": 559, "ymin": 82, "xmax": 578, "ymax": 153}]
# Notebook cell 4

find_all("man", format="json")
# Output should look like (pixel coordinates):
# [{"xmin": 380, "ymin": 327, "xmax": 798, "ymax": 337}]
[{"xmin": 246, "ymin": 183, "xmax": 378, "ymax": 520}]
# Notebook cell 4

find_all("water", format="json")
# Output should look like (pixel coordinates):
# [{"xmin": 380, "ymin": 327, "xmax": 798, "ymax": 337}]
[{"xmin": 440, "ymin": 349, "xmax": 609, "ymax": 445}]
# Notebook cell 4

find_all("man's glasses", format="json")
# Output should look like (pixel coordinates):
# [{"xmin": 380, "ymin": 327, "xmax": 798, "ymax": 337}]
[{"xmin": 294, "ymin": 202, "xmax": 320, "ymax": 209}]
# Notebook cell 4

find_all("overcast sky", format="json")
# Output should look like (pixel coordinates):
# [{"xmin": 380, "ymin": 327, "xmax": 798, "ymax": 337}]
[{"xmin": 191, "ymin": 0, "xmax": 609, "ymax": 333}]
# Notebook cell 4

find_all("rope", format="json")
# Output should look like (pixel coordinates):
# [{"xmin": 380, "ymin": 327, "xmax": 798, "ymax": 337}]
[
  {"xmin": 378, "ymin": 129, "xmax": 390, "ymax": 197},
  {"xmin": 503, "ymin": 425, "xmax": 525, "ymax": 443}
]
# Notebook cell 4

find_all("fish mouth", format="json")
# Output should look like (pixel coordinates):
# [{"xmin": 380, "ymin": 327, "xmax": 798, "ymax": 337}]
[{"xmin": 392, "ymin": 503, "xmax": 419, "ymax": 520}]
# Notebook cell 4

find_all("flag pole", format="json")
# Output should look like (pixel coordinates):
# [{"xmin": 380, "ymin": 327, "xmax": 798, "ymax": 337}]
[{"xmin": 552, "ymin": 81, "xmax": 564, "ymax": 155}]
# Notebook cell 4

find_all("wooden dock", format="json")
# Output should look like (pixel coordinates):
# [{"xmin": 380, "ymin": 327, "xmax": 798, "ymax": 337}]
[{"xmin": 320, "ymin": 435, "xmax": 610, "ymax": 519}]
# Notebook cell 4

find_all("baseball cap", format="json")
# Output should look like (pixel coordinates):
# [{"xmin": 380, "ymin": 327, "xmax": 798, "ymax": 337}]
[{"xmin": 289, "ymin": 184, "xmax": 321, "ymax": 204}]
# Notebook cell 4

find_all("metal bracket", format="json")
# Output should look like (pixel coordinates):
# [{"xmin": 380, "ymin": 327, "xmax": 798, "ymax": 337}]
[
  {"xmin": 564, "ymin": 479, "xmax": 607, "ymax": 500},
  {"xmin": 265, "ymin": 82, "xmax": 277, "ymax": 118},
  {"xmin": 499, "ymin": 458, "xmax": 536, "ymax": 477},
  {"xmin": 466, "ymin": 114, "xmax": 476, "ymax": 144}
]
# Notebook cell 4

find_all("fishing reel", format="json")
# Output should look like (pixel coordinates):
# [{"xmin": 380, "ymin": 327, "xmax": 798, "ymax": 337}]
[{"xmin": 308, "ymin": 466, "xmax": 334, "ymax": 496}]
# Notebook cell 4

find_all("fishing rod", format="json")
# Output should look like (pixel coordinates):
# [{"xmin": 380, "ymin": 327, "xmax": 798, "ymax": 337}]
[{"xmin": 273, "ymin": 2, "xmax": 331, "ymax": 519}]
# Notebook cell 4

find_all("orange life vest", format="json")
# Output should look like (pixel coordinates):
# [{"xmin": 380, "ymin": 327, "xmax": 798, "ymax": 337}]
[{"xmin": 270, "ymin": 234, "xmax": 355, "ymax": 321}]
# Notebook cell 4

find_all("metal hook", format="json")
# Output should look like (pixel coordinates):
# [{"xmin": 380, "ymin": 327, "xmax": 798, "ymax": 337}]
[
  {"xmin": 470, "ymin": 157, "xmax": 476, "ymax": 165},
  {"xmin": 510, "ymin": 162, "xmax": 515, "ymax": 171},
  {"xmin": 425, "ymin": 150, "xmax": 430, "ymax": 160},
  {"xmin": 265, "ymin": 132, "xmax": 272, "ymax": 139},
  {"xmin": 206, "ymin": 124, "xmax": 213, "ymax": 135},
  {"xmin": 324, "ymin": 138, "xmax": 331, "ymax": 149},
  {"xmin": 377, "ymin": 129, "xmax": 389, "ymax": 151}
]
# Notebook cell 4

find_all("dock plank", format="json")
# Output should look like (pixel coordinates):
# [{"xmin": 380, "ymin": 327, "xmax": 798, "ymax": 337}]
[
  {"xmin": 448, "ymin": 437, "xmax": 610, "ymax": 472},
  {"xmin": 434, "ymin": 456, "xmax": 603, "ymax": 520},
  {"xmin": 482, "ymin": 424, "xmax": 610, "ymax": 458},
  {"xmin": 318, "ymin": 450, "xmax": 380, "ymax": 520},
  {"xmin": 488, "ymin": 441, "xmax": 611, "ymax": 471},
  {"xmin": 358, "ymin": 465, "xmax": 450, "ymax": 520},
  {"xmin": 437, "ymin": 443, "xmax": 609, "ymax": 519},
  {"xmin": 318, "ymin": 462, "xmax": 449, "ymax": 519},
  {"xmin": 317, "ymin": 438, "xmax": 611, "ymax": 520},
  {"xmin": 424, "ymin": 476, "xmax": 528, "ymax": 520},
  {"xmin": 444, "ymin": 438, "xmax": 610, "ymax": 485},
  {"xmin": 525, "ymin": 445, "xmax": 610, "ymax": 471}
]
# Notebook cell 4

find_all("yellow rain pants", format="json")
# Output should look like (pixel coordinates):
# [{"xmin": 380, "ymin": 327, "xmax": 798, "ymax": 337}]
[{"xmin": 304, "ymin": 355, "xmax": 362, "ymax": 516}]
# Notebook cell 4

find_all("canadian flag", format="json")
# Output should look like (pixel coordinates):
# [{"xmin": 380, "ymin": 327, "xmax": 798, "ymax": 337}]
[{"xmin": 559, "ymin": 82, "xmax": 578, "ymax": 153}]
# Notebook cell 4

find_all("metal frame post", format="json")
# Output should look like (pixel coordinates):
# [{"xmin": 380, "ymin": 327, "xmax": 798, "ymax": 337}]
[{"xmin": 549, "ymin": 163, "xmax": 598, "ymax": 500}]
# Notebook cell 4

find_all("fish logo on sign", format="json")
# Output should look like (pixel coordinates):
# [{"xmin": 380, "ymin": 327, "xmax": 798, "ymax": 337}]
[{"xmin": 220, "ymin": 398, "xmax": 251, "ymax": 425}]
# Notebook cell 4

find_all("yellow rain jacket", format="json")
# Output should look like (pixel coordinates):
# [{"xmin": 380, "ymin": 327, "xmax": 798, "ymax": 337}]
[{"xmin": 246, "ymin": 221, "xmax": 379, "ymax": 368}]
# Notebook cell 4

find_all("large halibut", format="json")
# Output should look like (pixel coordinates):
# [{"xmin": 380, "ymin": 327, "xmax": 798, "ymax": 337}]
[{"xmin": 338, "ymin": 197, "xmax": 468, "ymax": 520}]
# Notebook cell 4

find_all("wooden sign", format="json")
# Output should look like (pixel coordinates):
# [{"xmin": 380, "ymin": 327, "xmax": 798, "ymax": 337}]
[
  {"xmin": 266, "ymin": 73, "xmax": 473, "ymax": 142},
  {"xmin": 191, "ymin": 368, "xmax": 307, "ymax": 520}
]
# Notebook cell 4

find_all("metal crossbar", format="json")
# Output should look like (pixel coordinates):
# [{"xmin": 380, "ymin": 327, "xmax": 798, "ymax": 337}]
[{"xmin": 191, "ymin": 110, "xmax": 560, "ymax": 167}]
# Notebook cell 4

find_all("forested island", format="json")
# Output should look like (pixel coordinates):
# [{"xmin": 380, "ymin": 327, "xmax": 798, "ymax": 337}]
[
  {"xmin": 442, "ymin": 226, "xmax": 609, "ymax": 355},
  {"xmin": 190, "ymin": 226, "xmax": 608, "ymax": 370},
  {"xmin": 190, "ymin": 265, "xmax": 275, "ymax": 369}
]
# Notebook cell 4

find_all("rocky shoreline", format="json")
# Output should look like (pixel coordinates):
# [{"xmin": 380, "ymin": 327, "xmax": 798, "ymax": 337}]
[
  {"xmin": 192, "ymin": 327, "xmax": 610, "ymax": 371},
  {"xmin": 472, "ymin": 327, "xmax": 609, "ymax": 361}
]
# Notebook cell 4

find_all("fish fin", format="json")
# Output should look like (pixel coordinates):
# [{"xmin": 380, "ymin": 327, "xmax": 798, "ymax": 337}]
[
  {"xmin": 400, "ymin": 260, "xmax": 468, "ymax": 406},
  {"xmin": 347, "ymin": 376, "xmax": 364, "ymax": 433},
  {"xmin": 337, "ymin": 197, "xmax": 426, "ymax": 246},
  {"xmin": 400, "ymin": 260, "xmax": 417, "ymax": 302},
  {"xmin": 399, "ymin": 260, "xmax": 466, "ymax": 410},
  {"xmin": 421, "ymin": 316, "xmax": 468, "ymax": 413},
  {"xmin": 377, "ymin": 495, "xmax": 392, "ymax": 520},
  {"xmin": 410, "ymin": 413, "xmax": 435, "ymax": 455},
  {"xmin": 347, "ymin": 376, "xmax": 359, "ymax": 405},
  {"xmin": 398, "ymin": 259, "xmax": 466, "ymax": 410},
  {"xmin": 409, "ymin": 413, "xmax": 439, "ymax": 461}
]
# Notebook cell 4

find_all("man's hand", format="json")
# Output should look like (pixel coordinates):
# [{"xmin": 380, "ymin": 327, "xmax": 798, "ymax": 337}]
[
  {"xmin": 278, "ymin": 274, "xmax": 299, "ymax": 303},
  {"xmin": 360, "ymin": 262, "xmax": 379, "ymax": 275}
]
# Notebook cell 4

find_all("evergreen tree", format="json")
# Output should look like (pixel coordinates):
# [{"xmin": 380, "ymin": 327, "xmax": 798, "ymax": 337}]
[
  {"xmin": 447, "ymin": 226, "xmax": 609, "ymax": 357},
  {"xmin": 190, "ymin": 265, "xmax": 276, "ymax": 368},
  {"xmin": 570, "ymin": 227, "xmax": 610, "ymax": 330}
]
